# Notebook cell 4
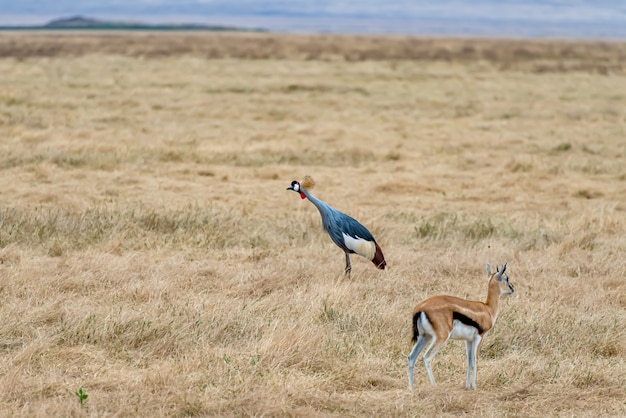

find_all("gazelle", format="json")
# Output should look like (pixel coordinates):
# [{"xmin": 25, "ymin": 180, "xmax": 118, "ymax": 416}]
[{"xmin": 408, "ymin": 263, "xmax": 515, "ymax": 390}]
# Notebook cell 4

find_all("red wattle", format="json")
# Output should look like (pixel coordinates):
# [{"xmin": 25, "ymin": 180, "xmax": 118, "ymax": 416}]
[{"xmin": 300, "ymin": 193, "xmax": 306, "ymax": 199}]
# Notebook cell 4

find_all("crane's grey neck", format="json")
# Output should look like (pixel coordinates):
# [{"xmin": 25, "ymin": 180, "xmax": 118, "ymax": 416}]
[{"xmin": 300, "ymin": 188, "xmax": 331, "ymax": 214}]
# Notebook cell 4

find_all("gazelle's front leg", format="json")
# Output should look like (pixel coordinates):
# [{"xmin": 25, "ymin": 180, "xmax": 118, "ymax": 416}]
[
  {"xmin": 465, "ymin": 340, "xmax": 473, "ymax": 389},
  {"xmin": 466, "ymin": 337, "xmax": 481, "ymax": 390}
]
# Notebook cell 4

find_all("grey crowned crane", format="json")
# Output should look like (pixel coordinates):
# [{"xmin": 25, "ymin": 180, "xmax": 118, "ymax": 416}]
[{"xmin": 286, "ymin": 176, "xmax": 386, "ymax": 276}]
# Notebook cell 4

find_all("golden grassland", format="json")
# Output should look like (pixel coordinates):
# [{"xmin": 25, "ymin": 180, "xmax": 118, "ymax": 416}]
[{"xmin": 0, "ymin": 32, "xmax": 624, "ymax": 416}]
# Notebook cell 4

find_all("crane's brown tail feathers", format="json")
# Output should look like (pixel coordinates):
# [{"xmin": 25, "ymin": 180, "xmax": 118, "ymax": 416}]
[{"xmin": 372, "ymin": 242, "xmax": 386, "ymax": 269}]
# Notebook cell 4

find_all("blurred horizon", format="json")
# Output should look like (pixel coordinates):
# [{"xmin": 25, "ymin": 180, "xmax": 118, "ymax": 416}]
[{"xmin": 2, "ymin": 1, "xmax": 626, "ymax": 39}]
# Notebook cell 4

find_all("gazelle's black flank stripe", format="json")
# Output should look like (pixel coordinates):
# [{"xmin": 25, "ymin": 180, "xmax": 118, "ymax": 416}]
[{"xmin": 453, "ymin": 311, "xmax": 484, "ymax": 334}]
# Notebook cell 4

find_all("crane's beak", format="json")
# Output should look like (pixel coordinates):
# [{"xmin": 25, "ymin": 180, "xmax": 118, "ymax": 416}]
[{"xmin": 286, "ymin": 185, "xmax": 306, "ymax": 200}]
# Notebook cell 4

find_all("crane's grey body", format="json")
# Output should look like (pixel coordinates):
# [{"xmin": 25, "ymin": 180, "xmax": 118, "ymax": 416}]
[{"xmin": 303, "ymin": 189, "xmax": 376, "ymax": 253}]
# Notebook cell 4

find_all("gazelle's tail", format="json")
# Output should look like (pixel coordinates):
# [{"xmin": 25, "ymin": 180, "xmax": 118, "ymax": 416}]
[{"xmin": 411, "ymin": 311, "xmax": 421, "ymax": 344}]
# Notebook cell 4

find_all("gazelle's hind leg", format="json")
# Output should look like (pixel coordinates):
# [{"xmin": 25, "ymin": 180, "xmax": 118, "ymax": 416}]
[
  {"xmin": 422, "ymin": 338, "xmax": 445, "ymax": 386},
  {"xmin": 407, "ymin": 335, "xmax": 430, "ymax": 389}
]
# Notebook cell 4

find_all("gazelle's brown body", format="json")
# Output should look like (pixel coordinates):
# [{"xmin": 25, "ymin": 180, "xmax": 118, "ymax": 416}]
[{"xmin": 408, "ymin": 263, "xmax": 515, "ymax": 390}]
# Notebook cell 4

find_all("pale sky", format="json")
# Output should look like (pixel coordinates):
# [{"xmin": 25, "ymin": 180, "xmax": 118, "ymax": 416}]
[{"xmin": 1, "ymin": 0, "xmax": 625, "ymax": 37}]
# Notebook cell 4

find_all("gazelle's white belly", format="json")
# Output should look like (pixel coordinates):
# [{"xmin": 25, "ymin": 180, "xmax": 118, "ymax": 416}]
[{"xmin": 449, "ymin": 320, "xmax": 479, "ymax": 341}]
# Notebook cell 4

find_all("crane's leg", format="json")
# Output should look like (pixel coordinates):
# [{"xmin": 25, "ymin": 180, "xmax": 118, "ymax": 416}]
[{"xmin": 344, "ymin": 252, "xmax": 351, "ymax": 277}]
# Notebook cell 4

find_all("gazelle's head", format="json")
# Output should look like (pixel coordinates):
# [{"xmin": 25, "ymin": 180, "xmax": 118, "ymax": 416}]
[
  {"xmin": 486, "ymin": 262, "xmax": 515, "ymax": 296},
  {"xmin": 286, "ymin": 176, "xmax": 315, "ymax": 200}
]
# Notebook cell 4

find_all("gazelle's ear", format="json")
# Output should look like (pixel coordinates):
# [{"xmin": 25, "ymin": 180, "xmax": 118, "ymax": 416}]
[{"xmin": 486, "ymin": 263, "xmax": 492, "ymax": 275}]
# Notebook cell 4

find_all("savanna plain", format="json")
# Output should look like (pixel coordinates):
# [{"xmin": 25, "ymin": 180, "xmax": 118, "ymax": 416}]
[{"xmin": 0, "ymin": 33, "xmax": 625, "ymax": 417}]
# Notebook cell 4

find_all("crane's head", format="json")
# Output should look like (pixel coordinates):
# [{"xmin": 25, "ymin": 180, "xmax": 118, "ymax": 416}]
[
  {"xmin": 286, "ymin": 180, "xmax": 306, "ymax": 199},
  {"xmin": 286, "ymin": 176, "xmax": 315, "ymax": 200}
]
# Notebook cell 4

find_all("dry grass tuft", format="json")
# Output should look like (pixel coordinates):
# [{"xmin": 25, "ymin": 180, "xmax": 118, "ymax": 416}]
[{"xmin": 0, "ymin": 32, "xmax": 624, "ymax": 417}]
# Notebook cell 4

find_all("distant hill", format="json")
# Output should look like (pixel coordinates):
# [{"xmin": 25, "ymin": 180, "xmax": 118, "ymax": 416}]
[
  {"xmin": 45, "ymin": 16, "xmax": 106, "ymax": 28},
  {"xmin": 0, "ymin": 15, "xmax": 266, "ymax": 32}
]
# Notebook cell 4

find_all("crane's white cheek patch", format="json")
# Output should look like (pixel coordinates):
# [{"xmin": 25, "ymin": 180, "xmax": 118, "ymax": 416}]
[{"xmin": 342, "ymin": 233, "xmax": 376, "ymax": 260}]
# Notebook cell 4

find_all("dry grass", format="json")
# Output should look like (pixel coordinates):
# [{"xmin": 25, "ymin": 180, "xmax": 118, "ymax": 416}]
[
  {"xmin": 2, "ymin": 31, "xmax": 626, "ymax": 73},
  {"xmin": 0, "ymin": 33, "xmax": 625, "ymax": 417}
]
